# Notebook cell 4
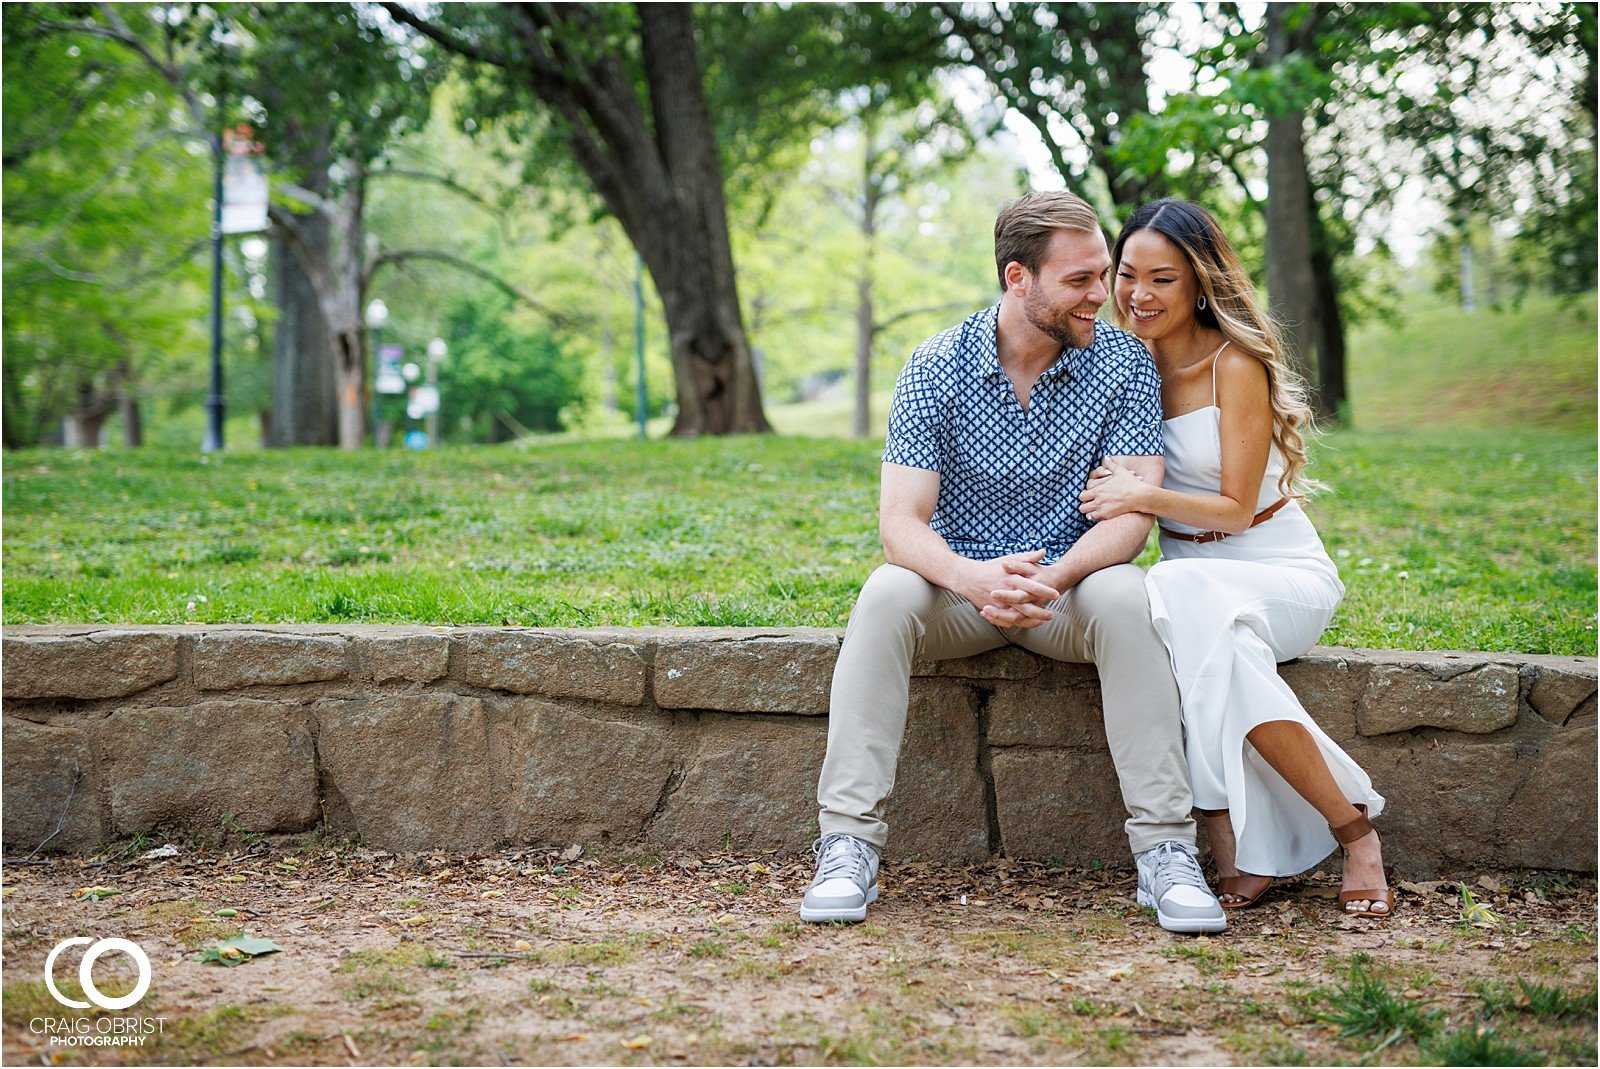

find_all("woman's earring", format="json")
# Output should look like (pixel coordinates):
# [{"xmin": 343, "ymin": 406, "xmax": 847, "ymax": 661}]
[{"xmin": 1197, "ymin": 296, "xmax": 1208, "ymax": 311}]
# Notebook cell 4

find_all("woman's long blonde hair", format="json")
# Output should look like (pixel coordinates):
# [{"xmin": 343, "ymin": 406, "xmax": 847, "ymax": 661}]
[{"xmin": 1110, "ymin": 199, "xmax": 1323, "ymax": 498}]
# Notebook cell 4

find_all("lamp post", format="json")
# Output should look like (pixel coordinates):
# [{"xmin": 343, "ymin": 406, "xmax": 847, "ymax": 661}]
[
  {"xmin": 425, "ymin": 337, "xmax": 447, "ymax": 446},
  {"xmin": 365, "ymin": 298, "xmax": 389, "ymax": 446}
]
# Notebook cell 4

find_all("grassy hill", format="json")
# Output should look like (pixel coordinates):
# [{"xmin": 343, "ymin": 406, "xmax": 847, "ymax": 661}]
[{"xmin": 1346, "ymin": 290, "xmax": 1596, "ymax": 433}]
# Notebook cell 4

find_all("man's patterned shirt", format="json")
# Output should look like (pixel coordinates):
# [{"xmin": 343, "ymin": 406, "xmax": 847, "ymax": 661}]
[{"xmin": 882, "ymin": 304, "xmax": 1163, "ymax": 565}]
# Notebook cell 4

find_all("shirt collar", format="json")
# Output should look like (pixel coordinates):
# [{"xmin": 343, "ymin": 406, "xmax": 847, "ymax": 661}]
[{"xmin": 974, "ymin": 304, "xmax": 1095, "ymax": 383}]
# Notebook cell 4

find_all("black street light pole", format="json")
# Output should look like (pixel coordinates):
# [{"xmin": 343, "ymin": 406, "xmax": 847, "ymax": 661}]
[
  {"xmin": 202, "ymin": 40, "xmax": 227, "ymax": 453},
  {"xmin": 634, "ymin": 255, "xmax": 647, "ymax": 440}
]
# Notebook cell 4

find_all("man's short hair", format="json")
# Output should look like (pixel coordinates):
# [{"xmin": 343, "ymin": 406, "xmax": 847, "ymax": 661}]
[{"xmin": 994, "ymin": 191, "xmax": 1103, "ymax": 290}]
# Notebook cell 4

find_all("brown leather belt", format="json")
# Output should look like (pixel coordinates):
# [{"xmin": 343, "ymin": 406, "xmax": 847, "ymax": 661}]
[{"xmin": 1160, "ymin": 497, "xmax": 1289, "ymax": 544}]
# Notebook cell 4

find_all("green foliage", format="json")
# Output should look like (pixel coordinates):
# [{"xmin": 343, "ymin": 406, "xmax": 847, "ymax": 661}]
[
  {"xmin": 1, "ymin": 2, "xmax": 209, "ymax": 447},
  {"xmin": 436, "ymin": 294, "xmax": 584, "ymax": 439}
]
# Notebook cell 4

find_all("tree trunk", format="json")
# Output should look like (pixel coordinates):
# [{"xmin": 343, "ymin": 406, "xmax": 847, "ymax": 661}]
[
  {"xmin": 853, "ymin": 124, "xmax": 880, "ymax": 440},
  {"xmin": 636, "ymin": 5, "xmax": 768, "ymax": 437},
  {"xmin": 120, "ymin": 394, "xmax": 142, "ymax": 447},
  {"xmin": 498, "ymin": 3, "xmax": 768, "ymax": 437},
  {"xmin": 268, "ymin": 212, "xmax": 337, "ymax": 446},
  {"xmin": 1306, "ymin": 205, "xmax": 1347, "ymax": 421},
  {"xmin": 63, "ymin": 380, "xmax": 118, "ymax": 448},
  {"xmin": 1263, "ymin": 4, "xmax": 1329, "ymax": 419}
]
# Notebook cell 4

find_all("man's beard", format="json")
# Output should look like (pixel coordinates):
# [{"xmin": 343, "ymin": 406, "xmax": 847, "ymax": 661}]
[{"xmin": 1023, "ymin": 288, "xmax": 1097, "ymax": 350}]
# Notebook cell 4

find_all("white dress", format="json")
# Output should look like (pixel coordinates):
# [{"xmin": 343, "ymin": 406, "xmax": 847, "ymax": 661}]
[{"xmin": 1146, "ymin": 402, "xmax": 1385, "ymax": 878}]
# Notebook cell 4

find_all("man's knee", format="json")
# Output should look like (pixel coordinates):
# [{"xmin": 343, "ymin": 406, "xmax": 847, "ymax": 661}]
[
  {"xmin": 854, "ymin": 563, "xmax": 940, "ymax": 621},
  {"xmin": 1072, "ymin": 564, "xmax": 1150, "ymax": 620}
]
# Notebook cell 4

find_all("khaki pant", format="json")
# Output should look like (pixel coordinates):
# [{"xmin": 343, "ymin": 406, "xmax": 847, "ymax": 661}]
[{"xmin": 816, "ymin": 562, "xmax": 1195, "ymax": 855}]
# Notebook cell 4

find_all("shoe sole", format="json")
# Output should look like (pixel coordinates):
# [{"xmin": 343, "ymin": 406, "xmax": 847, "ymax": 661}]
[
  {"xmin": 798, "ymin": 885, "xmax": 878, "ymax": 923},
  {"xmin": 1136, "ymin": 886, "xmax": 1227, "ymax": 934}
]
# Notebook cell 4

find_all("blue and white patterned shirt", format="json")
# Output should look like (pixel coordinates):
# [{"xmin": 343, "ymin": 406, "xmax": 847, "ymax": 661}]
[{"xmin": 882, "ymin": 304, "xmax": 1163, "ymax": 565}]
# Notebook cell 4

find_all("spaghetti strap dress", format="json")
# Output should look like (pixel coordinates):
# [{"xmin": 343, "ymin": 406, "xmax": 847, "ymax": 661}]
[{"xmin": 1145, "ymin": 364, "xmax": 1384, "ymax": 877}]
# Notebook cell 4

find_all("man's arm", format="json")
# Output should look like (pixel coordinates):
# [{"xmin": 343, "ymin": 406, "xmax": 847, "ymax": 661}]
[
  {"xmin": 979, "ymin": 454, "xmax": 1162, "ymax": 628},
  {"xmin": 1038, "ymin": 454, "xmax": 1163, "ymax": 591},
  {"xmin": 880, "ymin": 462, "xmax": 1060, "ymax": 621}
]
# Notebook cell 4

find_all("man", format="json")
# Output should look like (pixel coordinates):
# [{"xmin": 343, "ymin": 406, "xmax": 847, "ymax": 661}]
[{"xmin": 801, "ymin": 191, "xmax": 1225, "ymax": 935}]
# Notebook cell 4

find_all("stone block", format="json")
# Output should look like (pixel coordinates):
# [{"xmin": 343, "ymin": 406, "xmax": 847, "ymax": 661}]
[
  {"xmin": 1357, "ymin": 662, "xmax": 1519, "ymax": 736},
  {"xmin": 92, "ymin": 700, "xmax": 317, "ymax": 835},
  {"xmin": 1527, "ymin": 661, "xmax": 1598, "ymax": 726},
  {"xmin": 1, "ymin": 717, "xmax": 107, "ymax": 850},
  {"xmin": 452, "ymin": 630, "xmax": 646, "ymax": 705},
  {"xmin": 1345, "ymin": 729, "xmax": 1600, "ymax": 877},
  {"xmin": 194, "ymin": 632, "xmax": 347, "ymax": 690},
  {"xmin": 317, "ymin": 695, "xmax": 495, "ymax": 852},
  {"xmin": 499, "ymin": 702, "xmax": 685, "ymax": 845},
  {"xmin": 3, "ymin": 631, "xmax": 178, "ymax": 700},
  {"xmin": 992, "ymin": 747, "xmax": 1127, "ymax": 863},
  {"xmin": 1280, "ymin": 653, "xmax": 1367, "ymax": 743},
  {"xmin": 361, "ymin": 633, "xmax": 450, "ymax": 684},
  {"xmin": 1507, "ymin": 727, "xmax": 1597, "ymax": 870},
  {"xmin": 986, "ymin": 663, "xmax": 1103, "ymax": 747},
  {"xmin": 648, "ymin": 714, "xmax": 828, "ymax": 854},
  {"xmin": 655, "ymin": 633, "xmax": 837, "ymax": 714},
  {"xmin": 886, "ymin": 681, "xmax": 991, "ymax": 862},
  {"xmin": 914, "ymin": 646, "xmax": 1042, "ymax": 681}
]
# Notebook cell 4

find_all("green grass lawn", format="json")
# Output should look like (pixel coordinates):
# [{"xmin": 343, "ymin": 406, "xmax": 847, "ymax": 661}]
[
  {"xmin": 1346, "ymin": 290, "xmax": 1597, "ymax": 433},
  {"xmin": 4, "ymin": 291, "xmax": 1594, "ymax": 653},
  {"xmin": 3, "ymin": 427, "xmax": 1593, "ymax": 654}
]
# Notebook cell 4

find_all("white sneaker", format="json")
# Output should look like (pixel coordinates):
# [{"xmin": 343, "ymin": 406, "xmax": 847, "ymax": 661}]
[
  {"xmin": 1136, "ymin": 841, "xmax": 1227, "ymax": 934},
  {"xmin": 799, "ymin": 834, "xmax": 880, "ymax": 923}
]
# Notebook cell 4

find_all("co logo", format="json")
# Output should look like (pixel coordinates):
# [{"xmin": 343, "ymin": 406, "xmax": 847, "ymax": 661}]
[{"xmin": 44, "ymin": 938, "xmax": 151, "ymax": 1011}]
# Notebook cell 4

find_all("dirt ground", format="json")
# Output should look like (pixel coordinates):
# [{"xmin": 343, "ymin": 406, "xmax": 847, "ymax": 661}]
[{"xmin": 2, "ymin": 840, "xmax": 1594, "ymax": 1067}]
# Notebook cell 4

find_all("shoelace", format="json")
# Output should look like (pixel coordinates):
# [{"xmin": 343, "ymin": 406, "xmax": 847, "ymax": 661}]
[
  {"xmin": 812, "ymin": 835, "xmax": 871, "ymax": 882},
  {"xmin": 1148, "ymin": 841, "xmax": 1207, "ymax": 890}
]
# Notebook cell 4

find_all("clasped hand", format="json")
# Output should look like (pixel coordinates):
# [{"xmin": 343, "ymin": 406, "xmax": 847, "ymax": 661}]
[
  {"xmin": 1078, "ymin": 459, "xmax": 1147, "ymax": 522},
  {"xmin": 962, "ymin": 549, "xmax": 1062, "ymax": 630}
]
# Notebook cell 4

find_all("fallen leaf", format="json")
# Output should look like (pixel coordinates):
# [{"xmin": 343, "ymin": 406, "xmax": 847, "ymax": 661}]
[
  {"xmin": 399, "ymin": 914, "xmax": 430, "ymax": 926},
  {"xmin": 619, "ymin": 1036, "xmax": 652, "ymax": 1050},
  {"xmin": 561, "ymin": 844, "xmax": 584, "ymax": 862},
  {"xmin": 558, "ymin": 1034, "xmax": 590, "ymax": 1043},
  {"xmin": 214, "ymin": 908, "xmax": 238, "ymax": 918},
  {"xmin": 72, "ymin": 886, "xmax": 122, "ymax": 901},
  {"xmin": 1400, "ymin": 880, "xmax": 1449, "ymax": 896},
  {"xmin": 514, "ymin": 940, "xmax": 534, "ymax": 951},
  {"xmin": 197, "ymin": 935, "xmax": 283, "ymax": 967}
]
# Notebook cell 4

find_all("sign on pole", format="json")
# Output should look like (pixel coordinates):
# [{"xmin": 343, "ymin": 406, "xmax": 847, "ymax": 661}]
[{"xmin": 221, "ymin": 125, "xmax": 268, "ymax": 235}]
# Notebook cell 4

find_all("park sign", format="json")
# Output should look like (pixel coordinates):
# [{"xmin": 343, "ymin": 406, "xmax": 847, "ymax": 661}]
[
  {"xmin": 375, "ymin": 345, "xmax": 407, "ymax": 395},
  {"xmin": 220, "ymin": 125, "xmax": 267, "ymax": 235}
]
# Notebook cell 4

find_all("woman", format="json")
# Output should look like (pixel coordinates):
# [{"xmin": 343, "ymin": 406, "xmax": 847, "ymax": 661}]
[{"xmin": 1079, "ymin": 199, "xmax": 1393, "ymax": 917}]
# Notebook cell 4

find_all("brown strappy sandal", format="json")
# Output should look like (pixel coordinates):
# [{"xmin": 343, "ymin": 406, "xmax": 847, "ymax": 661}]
[
  {"xmin": 1330, "ymin": 810, "xmax": 1395, "ymax": 919},
  {"xmin": 1198, "ymin": 808, "xmax": 1276, "ymax": 909},
  {"xmin": 1216, "ymin": 874, "xmax": 1276, "ymax": 910}
]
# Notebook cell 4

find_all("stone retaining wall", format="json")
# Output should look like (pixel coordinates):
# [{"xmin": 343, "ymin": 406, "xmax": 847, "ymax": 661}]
[{"xmin": 3, "ymin": 625, "xmax": 1594, "ymax": 876}]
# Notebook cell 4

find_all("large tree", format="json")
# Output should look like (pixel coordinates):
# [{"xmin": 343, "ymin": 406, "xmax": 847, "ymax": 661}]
[{"xmin": 382, "ymin": 3, "xmax": 770, "ymax": 437}]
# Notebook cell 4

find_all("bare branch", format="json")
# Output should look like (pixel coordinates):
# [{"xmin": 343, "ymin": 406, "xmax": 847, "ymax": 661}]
[
  {"xmin": 272, "ymin": 181, "xmax": 339, "ymax": 216},
  {"xmin": 370, "ymin": 168, "xmax": 500, "ymax": 214},
  {"xmin": 873, "ymin": 301, "xmax": 973, "ymax": 335},
  {"xmin": 377, "ymin": 3, "xmax": 513, "ymax": 68},
  {"xmin": 364, "ymin": 249, "xmax": 581, "ymax": 328}
]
